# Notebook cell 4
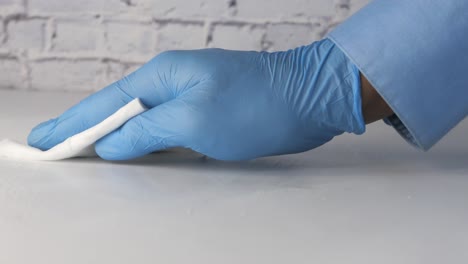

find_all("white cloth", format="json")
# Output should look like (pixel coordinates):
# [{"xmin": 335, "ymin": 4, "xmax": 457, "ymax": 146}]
[{"xmin": 0, "ymin": 99, "xmax": 147, "ymax": 161}]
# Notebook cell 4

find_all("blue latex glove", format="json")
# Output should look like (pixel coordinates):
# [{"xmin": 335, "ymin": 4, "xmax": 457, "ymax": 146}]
[{"xmin": 27, "ymin": 38, "xmax": 365, "ymax": 161}]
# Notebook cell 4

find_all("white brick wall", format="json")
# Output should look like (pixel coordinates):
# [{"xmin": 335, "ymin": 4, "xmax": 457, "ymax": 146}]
[
  {"xmin": 0, "ymin": 57, "xmax": 25, "ymax": 89},
  {"xmin": 210, "ymin": 24, "xmax": 264, "ymax": 51},
  {"xmin": 53, "ymin": 19, "xmax": 102, "ymax": 52},
  {"xmin": 0, "ymin": 0, "xmax": 370, "ymax": 92},
  {"xmin": 30, "ymin": 59, "xmax": 105, "ymax": 91},
  {"xmin": 6, "ymin": 19, "xmax": 46, "ymax": 51}
]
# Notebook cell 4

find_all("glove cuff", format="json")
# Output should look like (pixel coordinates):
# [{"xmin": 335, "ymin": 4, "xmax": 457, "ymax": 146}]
[{"xmin": 303, "ymin": 38, "xmax": 366, "ymax": 136}]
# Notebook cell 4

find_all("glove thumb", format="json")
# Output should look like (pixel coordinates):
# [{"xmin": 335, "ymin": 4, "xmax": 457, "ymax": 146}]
[{"xmin": 95, "ymin": 99, "xmax": 194, "ymax": 160}]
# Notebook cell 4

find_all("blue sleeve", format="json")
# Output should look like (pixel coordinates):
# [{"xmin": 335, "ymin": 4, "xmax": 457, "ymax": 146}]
[{"xmin": 327, "ymin": 0, "xmax": 468, "ymax": 151}]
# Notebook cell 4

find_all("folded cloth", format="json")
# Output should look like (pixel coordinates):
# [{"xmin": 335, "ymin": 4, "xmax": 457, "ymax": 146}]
[{"xmin": 0, "ymin": 99, "xmax": 147, "ymax": 161}]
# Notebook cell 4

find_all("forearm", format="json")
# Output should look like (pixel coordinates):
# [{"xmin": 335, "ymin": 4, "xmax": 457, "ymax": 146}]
[{"xmin": 360, "ymin": 73, "xmax": 394, "ymax": 124}]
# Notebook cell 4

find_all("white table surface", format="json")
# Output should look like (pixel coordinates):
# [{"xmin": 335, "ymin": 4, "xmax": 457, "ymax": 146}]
[{"xmin": 0, "ymin": 90, "xmax": 467, "ymax": 264}]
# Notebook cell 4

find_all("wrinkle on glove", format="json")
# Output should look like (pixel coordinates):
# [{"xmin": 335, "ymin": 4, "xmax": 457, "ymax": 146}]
[{"xmin": 0, "ymin": 99, "xmax": 146, "ymax": 161}]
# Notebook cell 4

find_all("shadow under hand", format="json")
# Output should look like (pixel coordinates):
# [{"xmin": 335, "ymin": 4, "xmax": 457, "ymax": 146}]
[
  {"xmin": 60, "ymin": 147, "xmax": 468, "ymax": 175},
  {"xmin": 68, "ymin": 148, "xmax": 310, "ymax": 174}
]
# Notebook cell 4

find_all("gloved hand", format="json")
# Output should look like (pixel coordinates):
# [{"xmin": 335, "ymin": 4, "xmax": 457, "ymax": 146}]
[{"xmin": 27, "ymin": 38, "xmax": 365, "ymax": 161}]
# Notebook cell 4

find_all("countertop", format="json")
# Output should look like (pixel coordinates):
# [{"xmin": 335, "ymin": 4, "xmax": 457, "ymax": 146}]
[{"xmin": 0, "ymin": 90, "xmax": 467, "ymax": 264}]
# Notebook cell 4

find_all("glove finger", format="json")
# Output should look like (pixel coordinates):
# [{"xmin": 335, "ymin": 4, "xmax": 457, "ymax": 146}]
[
  {"xmin": 27, "ymin": 59, "xmax": 173, "ymax": 151},
  {"xmin": 95, "ymin": 99, "xmax": 194, "ymax": 161}
]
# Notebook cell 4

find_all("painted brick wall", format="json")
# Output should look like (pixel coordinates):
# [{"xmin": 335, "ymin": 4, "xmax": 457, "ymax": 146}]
[{"xmin": 0, "ymin": 0, "xmax": 370, "ymax": 92}]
